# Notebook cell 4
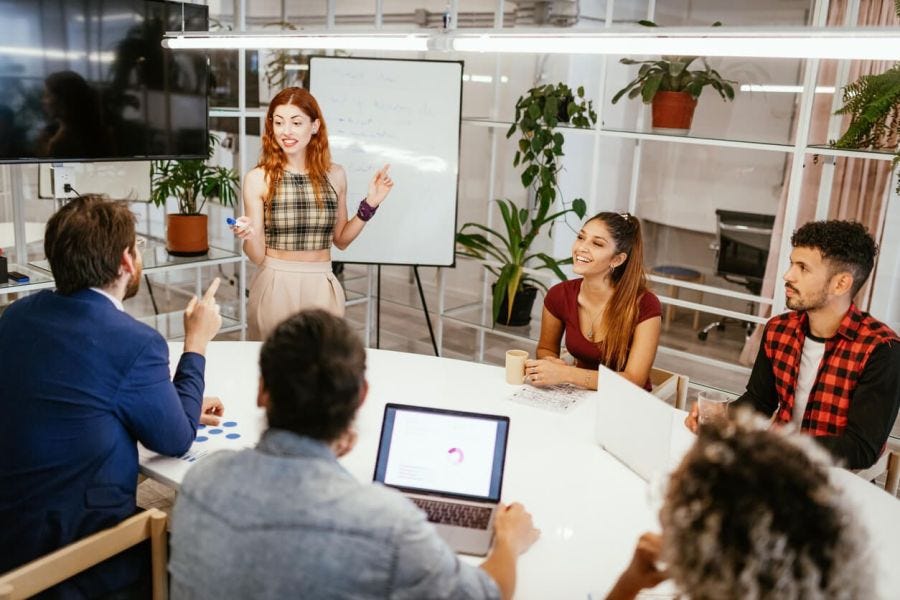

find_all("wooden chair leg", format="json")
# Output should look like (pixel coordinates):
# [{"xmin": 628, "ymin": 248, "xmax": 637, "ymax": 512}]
[
  {"xmin": 692, "ymin": 275, "xmax": 703, "ymax": 331},
  {"xmin": 149, "ymin": 512, "xmax": 168, "ymax": 600},
  {"xmin": 886, "ymin": 452, "xmax": 900, "ymax": 497},
  {"xmin": 664, "ymin": 284, "xmax": 675, "ymax": 331}
]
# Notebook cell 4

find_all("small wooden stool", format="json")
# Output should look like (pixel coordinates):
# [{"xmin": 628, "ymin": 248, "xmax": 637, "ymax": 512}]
[{"xmin": 651, "ymin": 265, "xmax": 703, "ymax": 331}]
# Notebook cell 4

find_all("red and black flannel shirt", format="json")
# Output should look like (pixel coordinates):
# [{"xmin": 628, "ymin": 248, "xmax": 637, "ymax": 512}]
[
  {"xmin": 736, "ymin": 304, "xmax": 900, "ymax": 469},
  {"xmin": 767, "ymin": 304, "xmax": 897, "ymax": 434}
]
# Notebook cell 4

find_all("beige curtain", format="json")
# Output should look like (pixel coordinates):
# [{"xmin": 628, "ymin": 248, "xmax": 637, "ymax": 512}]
[{"xmin": 739, "ymin": 0, "xmax": 899, "ymax": 365}]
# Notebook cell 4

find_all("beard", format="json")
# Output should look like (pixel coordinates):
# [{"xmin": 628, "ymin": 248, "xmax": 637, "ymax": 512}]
[
  {"xmin": 785, "ymin": 285, "xmax": 828, "ymax": 311},
  {"xmin": 123, "ymin": 267, "xmax": 141, "ymax": 300}
]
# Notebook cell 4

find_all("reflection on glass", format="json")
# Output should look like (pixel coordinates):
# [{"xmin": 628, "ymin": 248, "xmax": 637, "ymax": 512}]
[{"xmin": 0, "ymin": 0, "xmax": 209, "ymax": 163}]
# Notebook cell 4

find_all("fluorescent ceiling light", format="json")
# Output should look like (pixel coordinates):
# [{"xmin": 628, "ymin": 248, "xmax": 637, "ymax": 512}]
[
  {"xmin": 462, "ymin": 74, "xmax": 509, "ymax": 83},
  {"xmin": 163, "ymin": 33, "xmax": 428, "ymax": 52},
  {"xmin": 161, "ymin": 27, "xmax": 900, "ymax": 61},
  {"xmin": 451, "ymin": 28, "xmax": 900, "ymax": 60},
  {"xmin": 0, "ymin": 45, "xmax": 116, "ymax": 62},
  {"xmin": 740, "ymin": 84, "xmax": 836, "ymax": 93}
]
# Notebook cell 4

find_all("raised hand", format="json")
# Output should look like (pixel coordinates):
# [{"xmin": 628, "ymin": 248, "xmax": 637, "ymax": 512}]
[
  {"xmin": 366, "ymin": 164, "xmax": 394, "ymax": 207},
  {"xmin": 183, "ymin": 277, "xmax": 223, "ymax": 355}
]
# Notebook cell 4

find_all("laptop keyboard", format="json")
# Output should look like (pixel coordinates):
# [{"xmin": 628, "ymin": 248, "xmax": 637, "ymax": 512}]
[{"xmin": 412, "ymin": 498, "xmax": 492, "ymax": 530}]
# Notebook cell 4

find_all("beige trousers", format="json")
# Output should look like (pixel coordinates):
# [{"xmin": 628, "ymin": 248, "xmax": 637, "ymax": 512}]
[{"xmin": 247, "ymin": 257, "xmax": 345, "ymax": 341}]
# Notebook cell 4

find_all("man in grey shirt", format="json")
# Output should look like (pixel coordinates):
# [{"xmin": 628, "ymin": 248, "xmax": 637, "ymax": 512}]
[{"xmin": 169, "ymin": 309, "xmax": 540, "ymax": 599}]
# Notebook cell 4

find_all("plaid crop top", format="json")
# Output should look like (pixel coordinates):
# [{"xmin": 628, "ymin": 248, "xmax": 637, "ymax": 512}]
[{"xmin": 265, "ymin": 171, "xmax": 337, "ymax": 251}]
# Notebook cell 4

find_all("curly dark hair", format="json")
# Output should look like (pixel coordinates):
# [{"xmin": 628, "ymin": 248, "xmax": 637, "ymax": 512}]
[
  {"xmin": 660, "ymin": 409, "xmax": 871, "ymax": 600},
  {"xmin": 791, "ymin": 220, "xmax": 877, "ymax": 297},
  {"xmin": 259, "ymin": 310, "xmax": 366, "ymax": 441}
]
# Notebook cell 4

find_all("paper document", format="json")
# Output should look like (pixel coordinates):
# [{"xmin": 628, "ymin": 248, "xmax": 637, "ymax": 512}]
[{"xmin": 509, "ymin": 384, "xmax": 592, "ymax": 413}]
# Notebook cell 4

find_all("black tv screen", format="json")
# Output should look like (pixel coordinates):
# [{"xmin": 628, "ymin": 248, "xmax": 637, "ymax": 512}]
[{"xmin": 0, "ymin": 0, "xmax": 208, "ymax": 163}]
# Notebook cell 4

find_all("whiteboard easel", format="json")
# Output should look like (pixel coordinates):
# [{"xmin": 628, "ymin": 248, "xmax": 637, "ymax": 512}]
[{"xmin": 309, "ymin": 57, "xmax": 463, "ymax": 355}]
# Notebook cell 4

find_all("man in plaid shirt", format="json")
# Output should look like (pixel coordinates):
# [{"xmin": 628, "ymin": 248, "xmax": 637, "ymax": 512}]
[{"xmin": 687, "ymin": 220, "xmax": 900, "ymax": 470}]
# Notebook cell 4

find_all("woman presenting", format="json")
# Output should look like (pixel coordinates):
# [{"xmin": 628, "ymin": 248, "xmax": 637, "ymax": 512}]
[
  {"xmin": 525, "ymin": 212, "xmax": 661, "ymax": 390},
  {"xmin": 233, "ymin": 87, "xmax": 393, "ymax": 340}
]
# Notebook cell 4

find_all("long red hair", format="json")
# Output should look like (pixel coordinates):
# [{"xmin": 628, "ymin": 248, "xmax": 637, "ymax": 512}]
[
  {"xmin": 258, "ymin": 87, "xmax": 332, "ymax": 218},
  {"xmin": 589, "ymin": 212, "xmax": 648, "ymax": 371}
]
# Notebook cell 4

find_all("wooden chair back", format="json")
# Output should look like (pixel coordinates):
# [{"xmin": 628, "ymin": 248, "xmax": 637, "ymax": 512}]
[
  {"xmin": 650, "ymin": 367, "xmax": 689, "ymax": 410},
  {"xmin": 0, "ymin": 508, "xmax": 168, "ymax": 600}
]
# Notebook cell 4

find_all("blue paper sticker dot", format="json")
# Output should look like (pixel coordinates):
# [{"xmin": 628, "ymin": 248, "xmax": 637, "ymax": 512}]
[
  {"xmin": 225, "ymin": 433, "xmax": 241, "ymax": 440},
  {"xmin": 195, "ymin": 436, "xmax": 208, "ymax": 442},
  {"xmin": 208, "ymin": 429, "xmax": 223, "ymax": 435},
  {"xmin": 223, "ymin": 421, "xmax": 238, "ymax": 427},
  {"xmin": 197, "ymin": 424, "xmax": 206, "ymax": 430}
]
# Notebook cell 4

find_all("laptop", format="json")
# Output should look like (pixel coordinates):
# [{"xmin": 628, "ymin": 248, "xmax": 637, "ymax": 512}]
[
  {"xmin": 373, "ymin": 403, "xmax": 510, "ymax": 556},
  {"xmin": 594, "ymin": 365, "xmax": 692, "ymax": 481}
]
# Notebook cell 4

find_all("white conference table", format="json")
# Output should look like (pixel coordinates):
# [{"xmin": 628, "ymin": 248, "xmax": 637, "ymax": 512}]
[{"xmin": 141, "ymin": 342, "xmax": 900, "ymax": 600}]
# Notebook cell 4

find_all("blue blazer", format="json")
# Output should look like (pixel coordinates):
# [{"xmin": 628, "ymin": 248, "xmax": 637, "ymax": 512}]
[{"xmin": 0, "ymin": 289, "xmax": 205, "ymax": 598}]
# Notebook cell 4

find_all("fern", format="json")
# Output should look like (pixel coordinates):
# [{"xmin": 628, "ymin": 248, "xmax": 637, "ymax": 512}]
[
  {"xmin": 832, "ymin": 64, "xmax": 900, "ymax": 193},
  {"xmin": 829, "ymin": 0, "xmax": 900, "ymax": 192}
]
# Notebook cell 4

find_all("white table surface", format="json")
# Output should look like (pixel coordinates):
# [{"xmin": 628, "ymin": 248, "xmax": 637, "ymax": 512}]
[{"xmin": 141, "ymin": 342, "xmax": 900, "ymax": 600}]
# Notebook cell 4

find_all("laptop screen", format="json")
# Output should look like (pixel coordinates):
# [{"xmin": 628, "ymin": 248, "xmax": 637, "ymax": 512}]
[{"xmin": 373, "ymin": 404, "xmax": 510, "ymax": 502}]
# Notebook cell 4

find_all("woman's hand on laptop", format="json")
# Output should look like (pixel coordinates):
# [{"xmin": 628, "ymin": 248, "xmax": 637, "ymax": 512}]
[{"xmin": 493, "ymin": 502, "xmax": 540, "ymax": 555}]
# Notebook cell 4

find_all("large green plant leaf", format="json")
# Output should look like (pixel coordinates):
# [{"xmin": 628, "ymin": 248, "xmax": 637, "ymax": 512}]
[{"xmin": 151, "ymin": 134, "xmax": 239, "ymax": 214}]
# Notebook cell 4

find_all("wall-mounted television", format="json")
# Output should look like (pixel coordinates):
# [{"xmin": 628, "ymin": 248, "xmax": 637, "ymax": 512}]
[{"xmin": 0, "ymin": 0, "xmax": 208, "ymax": 163}]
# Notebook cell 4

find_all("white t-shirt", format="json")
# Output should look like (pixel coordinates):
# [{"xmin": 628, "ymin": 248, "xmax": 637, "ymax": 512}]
[{"xmin": 793, "ymin": 334, "xmax": 827, "ymax": 425}]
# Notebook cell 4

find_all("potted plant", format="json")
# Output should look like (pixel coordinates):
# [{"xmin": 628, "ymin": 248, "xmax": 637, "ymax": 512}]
[
  {"xmin": 456, "ymin": 83, "xmax": 596, "ymax": 326},
  {"xmin": 611, "ymin": 21, "xmax": 737, "ymax": 133},
  {"xmin": 831, "ymin": 63, "xmax": 900, "ymax": 193},
  {"xmin": 151, "ymin": 134, "xmax": 239, "ymax": 256}
]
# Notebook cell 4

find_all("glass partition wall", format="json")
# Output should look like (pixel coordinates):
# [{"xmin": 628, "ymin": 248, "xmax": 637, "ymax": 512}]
[{"xmin": 209, "ymin": 0, "xmax": 900, "ymax": 392}]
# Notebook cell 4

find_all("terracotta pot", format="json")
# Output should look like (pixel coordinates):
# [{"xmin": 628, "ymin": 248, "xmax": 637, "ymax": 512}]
[
  {"xmin": 166, "ymin": 214, "xmax": 209, "ymax": 256},
  {"xmin": 651, "ymin": 91, "xmax": 698, "ymax": 134}
]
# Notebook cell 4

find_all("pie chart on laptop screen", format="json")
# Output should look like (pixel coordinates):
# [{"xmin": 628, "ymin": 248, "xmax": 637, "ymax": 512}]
[{"xmin": 447, "ymin": 447, "xmax": 464, "ymax": 464}]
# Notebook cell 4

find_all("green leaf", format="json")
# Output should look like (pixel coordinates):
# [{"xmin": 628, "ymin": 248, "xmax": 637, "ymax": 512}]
[
  {"xmin": 641, "ymin": 73, "xmax": 663, "ymax": 103},
  {"xmin": 544, "ymin": 95, "xmax": 558, "ymax": 122},
  {"xmin": 572, "ymin": 198, "xmax": 587, "ymax": 219},
  {"xmin": 506, "ymin": 123, "xmax": 517, "ymax": 138},
  {"xmin": 528, "ymin": 103, "xmax": 541, "ymax": 120}
]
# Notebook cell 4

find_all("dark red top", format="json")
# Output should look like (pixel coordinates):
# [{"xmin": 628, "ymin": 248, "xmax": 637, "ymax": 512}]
[{"xmin": 544, "ymin": 278, "xmax": 662, "ymax": 390}]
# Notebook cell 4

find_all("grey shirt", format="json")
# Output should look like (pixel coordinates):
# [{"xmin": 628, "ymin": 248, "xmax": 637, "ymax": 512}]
[{"xmin": 169, "ymin": 428, "xmax": 500, "ymax": 600}]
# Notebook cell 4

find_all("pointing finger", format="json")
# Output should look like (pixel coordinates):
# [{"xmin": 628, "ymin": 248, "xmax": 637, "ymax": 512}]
[{"xmin": 202, "ymin": 277, "xmax": 221, "ymax": 304}]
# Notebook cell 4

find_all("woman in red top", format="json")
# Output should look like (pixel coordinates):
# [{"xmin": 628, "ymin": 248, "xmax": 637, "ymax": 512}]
[{"xmin": 525, "ymin": 212, "xmax": 661, "ymax": 390}]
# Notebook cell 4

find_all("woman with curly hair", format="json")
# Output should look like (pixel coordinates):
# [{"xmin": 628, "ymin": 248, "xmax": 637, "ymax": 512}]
[
  {"xmin": 607, "ymin": 409, "xmax": 872, "ymax": 600},
  {"xmin": 232, "ymin": 87, "xmax": 393, "ymax": 340}
]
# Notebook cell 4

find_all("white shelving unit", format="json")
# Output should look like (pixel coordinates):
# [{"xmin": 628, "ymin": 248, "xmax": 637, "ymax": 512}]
[
  {"xmin": 428, "ymin": 0, "xmax": 899, "ymax": 379},
  {"xmin": 0, "ymin": 230, "xmax": 246, "ymax": 339}
]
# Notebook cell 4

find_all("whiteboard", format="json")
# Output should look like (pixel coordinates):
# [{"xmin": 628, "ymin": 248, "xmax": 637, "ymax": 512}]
[{"xmin": 309, "ymin": 57, "xmax": 462, "ymax": 266}]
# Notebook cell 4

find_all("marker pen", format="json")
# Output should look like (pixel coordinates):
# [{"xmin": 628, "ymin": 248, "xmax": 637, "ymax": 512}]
[{"xmin": 226, "ymin": 217, "xmax": 237, "ymax": 226}]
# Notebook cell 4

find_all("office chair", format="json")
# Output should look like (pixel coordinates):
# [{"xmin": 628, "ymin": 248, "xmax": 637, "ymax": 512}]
[{"xmin": 698, "ymin": 209, "xmax": 775, "ymax": 341}]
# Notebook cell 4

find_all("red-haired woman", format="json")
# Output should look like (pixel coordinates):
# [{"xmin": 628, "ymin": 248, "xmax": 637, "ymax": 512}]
[
  {"xmin": 232, "ymin": 87, "xmax": 393, "ymax": 340},
  {"xmin": 525, "ymin": 212, "xmax": 661, "ymax": 390}
]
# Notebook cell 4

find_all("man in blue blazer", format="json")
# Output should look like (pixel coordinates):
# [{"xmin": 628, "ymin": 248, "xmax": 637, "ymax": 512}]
[{"xmin": 0, "ymin": 195, "xmax": 224, "ymax": 598}]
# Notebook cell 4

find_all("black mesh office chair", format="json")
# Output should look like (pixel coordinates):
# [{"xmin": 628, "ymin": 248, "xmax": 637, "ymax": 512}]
[{"xmin": 698, "ymin": 209, "xmax": 775, "ymax": 341}]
